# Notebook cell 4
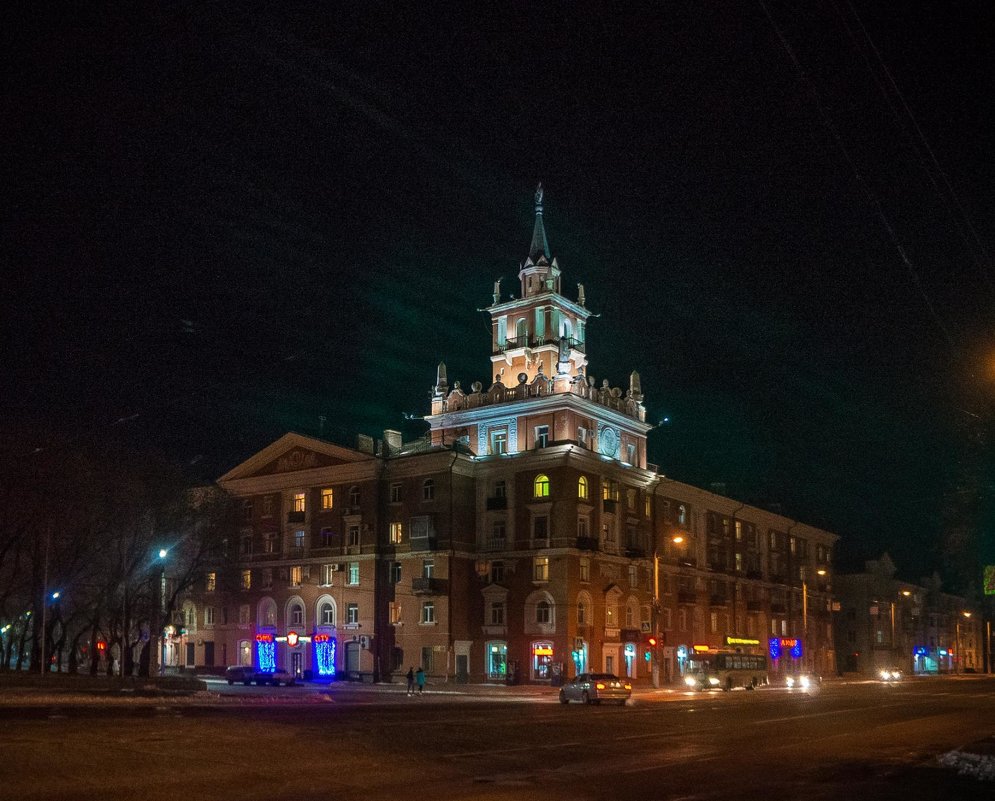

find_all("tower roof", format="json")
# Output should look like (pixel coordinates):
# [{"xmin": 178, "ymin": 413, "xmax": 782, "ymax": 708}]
[{"xmin": 528, "ymin": 183, "xmax": 551, "ymax": 262}]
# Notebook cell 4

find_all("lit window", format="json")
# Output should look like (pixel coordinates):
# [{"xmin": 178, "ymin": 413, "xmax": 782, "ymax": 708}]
[
  {"xmin": 578, "ymin": 475, "xmax": 589, "ymax": 500},
  {"xmin": 422, "ymin": 479, "xmax": 435, "ymax": 501},
  {"xmin": 390, "ymin": 522, "xmax": 403, "ymax": 544},
  {"xmin": 533, "ymin": 474, "xmax": 550, "ymax": 498},
  {"xmin": 293, "ymin": 492, "xmax": 306, "ymax": 513},
  {"xmin": 206, "ymin": 572, "xmax": 216, "ymax": 592},
  {"xmin": 536, "ymin": 600, "xmax": 551, "ymax": 624},
  {"xmin": 290, "ymin": 566, "xmax": 303, "ymax": 587},
  {"xmin": 347, "ymin": 562, "xmax": 359, "ymax": 585},
  {"xmin": 678, "ymin": 505, "xmax": 687, "ymax": 525},
  {"xmin": 491, "ymin": 428, "xmax": 508, "ymax": 455},
  {"xmin": 390, "ymin": 601, "xmax": 401, "ymax": 624},
  {"xmin": 240, "ymin": 570, "xmax": 251, "ymax": 590},
  {"xmin": 321, "ymin": 488, "xmax": 334, "ymax": 510},
  {"xmin": 422, "ymin": 602, "xmax": 436, "ymax": 624},
  {"xmin": 533, "ymin": 556, "xmax": 549, "ymax": 582},
  {"xmin": 347, "ymin": 603, "xmax": 359, "ymax": 625}
]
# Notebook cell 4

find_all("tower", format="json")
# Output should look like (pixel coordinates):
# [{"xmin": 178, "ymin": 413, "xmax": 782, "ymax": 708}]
[{"xmin": 426, "ymin": 186, "xmax": 651, "ymax": 466}]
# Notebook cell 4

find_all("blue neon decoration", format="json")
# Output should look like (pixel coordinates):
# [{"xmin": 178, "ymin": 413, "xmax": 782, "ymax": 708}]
[
  {"xmin": 769, "ymin": 637, "xmax": 781, "ymax": 660},
  {"xmin": 256, "ymin": 635, "xmax": 276, "ymax": 673},
  {"xmin": 314, "ymin": 635, "xmax": 336, "ymax": 677},
  {"xmin": 790, "ymin": 639, "xmax": 803, "ymax": 659}
]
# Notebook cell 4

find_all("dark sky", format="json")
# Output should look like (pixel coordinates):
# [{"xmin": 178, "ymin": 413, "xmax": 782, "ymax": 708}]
[{"xmin": 5, "ymin": 2, "xmax": 994, "ymax": 586}]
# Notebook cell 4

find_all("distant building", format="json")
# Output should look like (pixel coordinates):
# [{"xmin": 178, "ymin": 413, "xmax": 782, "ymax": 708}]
[
  {"xmin": 178, "ymin": 188, "xmax": 839, "ymax": 684},
  {"xmin": 833, "ymin": 553, "xmax": 982, "ymax": 675}
]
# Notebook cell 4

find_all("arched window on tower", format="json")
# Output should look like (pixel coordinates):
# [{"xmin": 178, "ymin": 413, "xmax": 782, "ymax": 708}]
[
  {"xmin": 515, "ymin": 318, "xmax": 528, "ymax": 346},
  {"xmin": 534, "ymin": 474, "xmax": 550, "ymax": 498}
]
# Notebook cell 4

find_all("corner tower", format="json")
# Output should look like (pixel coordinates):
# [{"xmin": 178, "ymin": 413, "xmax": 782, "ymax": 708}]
[{"xmin": 427, "ymin": 187, "xmax": 651, "ymax": 467}]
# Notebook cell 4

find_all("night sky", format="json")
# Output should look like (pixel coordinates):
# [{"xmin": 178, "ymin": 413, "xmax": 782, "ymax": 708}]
[{"xmin": 5, "ymin": 3, "xmax": 994, "ymax": 588}]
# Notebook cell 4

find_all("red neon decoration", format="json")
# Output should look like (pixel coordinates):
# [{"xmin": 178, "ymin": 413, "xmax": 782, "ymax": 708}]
[
  {"xmin": 313, "ymin": 633, "xmax": 330, "ymax": 643},
  {"xmin": 255, "ymin": 633, "xmax": 274, "ymax": 643},
  {"xmin": 779, "ymin": 638, "xmax": 799, "ymax": 648},
  {"xmin": 287, "ymin": 631, "xmax": 299, "ymax": 648}
]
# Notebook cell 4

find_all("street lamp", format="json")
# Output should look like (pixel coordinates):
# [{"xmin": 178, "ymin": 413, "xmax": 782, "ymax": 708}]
[
  {"xmin": 156, "ymin": 549, "xmax": 169, "ymax": 677},
  {"xmin": 802, "ymin": 569, "xmax": 827, "ymax": 673},
  {"xmin": 39, "ymin": 590, "xmax": 61, "ymax": 676},
  {"xmin": 956, "ymin": 611, "xmax": 972, "ymax": 674}
]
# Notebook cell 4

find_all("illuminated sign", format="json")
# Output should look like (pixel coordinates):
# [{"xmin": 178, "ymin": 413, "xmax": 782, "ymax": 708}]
[
  {"xmin": 914, "ymin": 646, "xmax": 927, "ymax": 656},
  {"xmin": 624, "ymin": 643, "xmax": 636, "ymax": 656},
  {"xmin": 779, "ymin": 638, "xmax": 799, "ymax": 648},
  {"xmin": 313, "ymin": 633, "xmax": 330, "ymax": 643},
  {"xmin": 286, "ymin": 631, "xmax": 299, "ymax": 648},
  {"xmin": 692, "ymin": 644, "xmax": 710, "ymax": 653},
  {"xmin": 255, "ymin": 633, "xmax": 274, "ymax": 643},
  {"xmin": 725, "ymin": 636, "xmax": 760, "ymax": 647},
  {"xmin": 533, "ymin": 646, "xmax": 553, "ymax": 656}
]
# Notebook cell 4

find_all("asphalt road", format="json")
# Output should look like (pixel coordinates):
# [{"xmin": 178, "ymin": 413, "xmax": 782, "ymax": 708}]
[{"xmin": 1, "ymin": 676, "xmax": 992, "ymax": 800}]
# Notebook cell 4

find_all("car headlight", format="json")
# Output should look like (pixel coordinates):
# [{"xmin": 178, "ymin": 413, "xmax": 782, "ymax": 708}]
[
  {"xmin": 800, "ymin": 676, "xmax": 810, "ymax": 688},
  {"xmin": 786, "ymin": 676, "xmax": 796, "ymax": 687},
  {"xmin": 685, "ymin": 676, "xmax": 697, "ymax": 687},
  {"xmin": 708, "ymin": 677, "xmax": 720, "ymax": 686},
  {"xmin": 880, "ymin": 670, "xmax": 891, "ymax": 680},
  {"xmin": 891, "ymin": 671, "xmax": 901, "ymax": 680}
]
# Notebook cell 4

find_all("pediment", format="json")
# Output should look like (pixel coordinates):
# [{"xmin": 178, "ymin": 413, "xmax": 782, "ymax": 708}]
[{"xmin": 219, "ymin": 432, "xmax": 374, "ymax": 482}]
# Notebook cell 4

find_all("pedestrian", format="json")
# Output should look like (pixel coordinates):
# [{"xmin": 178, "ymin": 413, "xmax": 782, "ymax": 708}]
[
  {"xmin": 415, "ymin": 666, "xmax": 425, "ymax": 695},
  {"xmin": 406, "ymin": 666, "xmax": 415, "ymax": 696}
]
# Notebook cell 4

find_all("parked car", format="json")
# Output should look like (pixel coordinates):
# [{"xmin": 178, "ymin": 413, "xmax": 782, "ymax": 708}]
[
  {"xmin": 879, "ymin": 668, "xmax": 903, "ymax": 682},
  {"xmin": 225, "ymin": 665, "xmax": 254, "ymax": 685},
  {"xmin": 254, "ymin": 668, "xmax": 297, "ymax": 686},
  {"xmin": 558, "ymin": 673, "xmax": 631, "ymax": 705}
]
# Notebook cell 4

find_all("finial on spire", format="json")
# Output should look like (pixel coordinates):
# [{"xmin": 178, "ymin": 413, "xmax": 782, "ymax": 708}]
[
  {"xmin": 529, "ymin": 183, "xmax": 551, "ymax": 262},
  {"xmin": 535, "ymin": 183, "xmax": 543, "ymax": 212}
]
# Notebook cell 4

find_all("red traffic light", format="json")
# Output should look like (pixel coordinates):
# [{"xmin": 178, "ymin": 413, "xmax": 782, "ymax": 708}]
[{"xmin": 647, "ymin": 636, "xmax": 658, "ymax": 647}]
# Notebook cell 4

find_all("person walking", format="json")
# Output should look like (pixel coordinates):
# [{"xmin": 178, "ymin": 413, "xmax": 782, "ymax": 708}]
[
  {"xmin": 406, "ymin": 667, "xmax": 415, "ymax": 696},
  {"xmin": 415, "ymin": 666, "xmax": 425, "ymax": 695}
]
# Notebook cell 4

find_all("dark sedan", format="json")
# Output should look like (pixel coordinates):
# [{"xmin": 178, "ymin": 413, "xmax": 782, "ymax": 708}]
[{"xmin": 558, "ymin": 673, "xmax": 631, "ymax": 705}]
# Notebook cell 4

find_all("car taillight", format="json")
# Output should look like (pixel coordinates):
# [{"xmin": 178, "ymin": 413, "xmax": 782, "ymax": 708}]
[{"xmin": 596, "ymin": 682, "xmax": 606, "ymax": 690}]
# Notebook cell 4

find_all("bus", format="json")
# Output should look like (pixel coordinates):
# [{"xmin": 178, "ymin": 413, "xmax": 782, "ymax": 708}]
[{"xmin": 684, "ymin": 650, "xmax": 768, "ymax": 691}]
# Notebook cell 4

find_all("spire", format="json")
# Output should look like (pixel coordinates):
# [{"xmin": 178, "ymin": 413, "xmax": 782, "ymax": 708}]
[{"xmin": 528, "ymin": 183, "xmax": 551, "ymax": 262}]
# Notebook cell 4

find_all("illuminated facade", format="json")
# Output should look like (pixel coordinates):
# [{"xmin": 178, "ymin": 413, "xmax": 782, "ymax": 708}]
[{"xmin": 181, "ymin": 189, "xmax": 839, "ymax": 684}]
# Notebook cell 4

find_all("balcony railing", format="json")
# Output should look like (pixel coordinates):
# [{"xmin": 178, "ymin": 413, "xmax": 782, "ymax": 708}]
[
  {"xmin": 493, "ymin": 334, "xmax": 586, "ymax": 356},
  {"xmin": 575, "ymin": 536, "xmax": 599, "ymax": 551},
  {"xmin": 677, "ymin": 591, "xmax": 697, "ymax": 605},
  {"xmin": 486, "ymin": 496, "xmax": 507, "ymax": 510},
  {"xmin": 412, "ymin": 577, "xmax": 447, "ymax": 595},
  {"xmin": 287, "ymin": 511, "xmax": 305, "ymax": 523}
]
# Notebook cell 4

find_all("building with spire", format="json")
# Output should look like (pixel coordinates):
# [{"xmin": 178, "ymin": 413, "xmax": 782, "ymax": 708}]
[{"xmin": 180, "ymin": 188, "xmax": 840, "ymax": 687}]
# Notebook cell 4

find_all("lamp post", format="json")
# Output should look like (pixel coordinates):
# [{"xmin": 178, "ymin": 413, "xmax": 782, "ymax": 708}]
[
  {"xmin": 156, "ymin": 548, "xmax": 169, "ymax": 677},
  {"xmin": 802, "ymin": 569, "xmax": 827, "ymax": 673},
  {"xmin": 956, "ymin": 611, "xmax": 972, "ymax": 674}
]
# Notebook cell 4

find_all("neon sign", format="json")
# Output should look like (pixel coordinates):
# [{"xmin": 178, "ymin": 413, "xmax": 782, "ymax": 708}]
[
  {"xmin": 692, "ymin": 644, "xmax": 710, "ymax": 653},
  {"xmin": 533, "ymin": 646, "xmax": 553, "ymax": 656},
  {"xmin": 255, "ymin": 634, "xmax": 276, "ymax": 672},
  {"xmin": 287, "ymin": 631, "xmax": 299, "ymax": 648},
  {"xmin": 725, "ymin": 636, "xmax": 760, "ymax": 647}
]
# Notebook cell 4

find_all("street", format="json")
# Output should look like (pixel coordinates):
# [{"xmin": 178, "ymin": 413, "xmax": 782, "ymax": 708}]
[{"xmin": 1, "ymin": 676, "xmax": 992, "ymax": 800}]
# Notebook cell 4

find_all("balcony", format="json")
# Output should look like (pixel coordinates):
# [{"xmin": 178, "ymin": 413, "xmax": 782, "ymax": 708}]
[
  {"xmin": 493, "ymin": 334, "xmax": 586, "ymax": 356},
  {"xmin": 602, "ymin": 498, "xmax": 618, "ymax": 514},
  {"xmin": 709, "ymin": 595, "xmax": 728, "ymax": 607},
  {"xmin": 746, "ymin": 600, "xmax": 763, "ymax": 612},
  {"xmin": 486, "ymin": 496, "xmax": 507, "ymax": 510},
  {"xmin": 287, "ymin": 511, "xmax": 305, "ymax": 523},
  {"xmin": 677, "ymin": 591, "xmax": 697, "ymax": 605},
  {"xmin": 410, "ymin": 536, "xmax": 438, "ymax": 552},
  {"xmin": 625, "ymin": 546, "xmax": 647, "ymax": 559},
  {"xmin": 575, "ymin": 536, "xmax": 599, "ymax": 551},
  {"xmin": 412, "ymin": 577, "xmax": 448, "ymax": 595}
]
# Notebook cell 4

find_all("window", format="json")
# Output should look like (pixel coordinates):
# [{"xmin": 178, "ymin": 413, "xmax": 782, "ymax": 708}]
[
  {"xmin": 240, "ymin": 534, "xmax": 252, "ymax": 556},
  {"xmin": 535, "ymin": 425, "xmax": 550, "ymax": 448},
  {"xmin": 347, "ymin": 562, "xmax": 359, "ymax": 585},
  {"xmin": 421, "ymin": 602, "xmax": 436, "ymax": 624},
  {"xmin": 663, "ymin": 608, "xmax": 672, "ymax": 630},
  {"xmin": 390, "ymin": 483, "xmax": 403, "ymax": 503},
  {"xmin": 536, "ymin": 600, "xmax": 551, "ymax": 625},
  {"xmin": 205, "ymin": 607, "xmax": 215, "ymax": 626},
  {"xmin": 321, "ymin": 564, "xmax": 336, "ymax": 586},
  {"xmin": 241, "ymin": 499, "xmax": 253, "ymax": 520},
  {"xmin": 577, "ymin": 600, "xmax": 588, "ymax": 625},
  {"xmin": 677, "ymin": 505, "xmax": 687, "ymax": 525},
  {"xmin": 262, "ymin": 495, "xmax": 273, "ymax": 517},
  {"xmin": 579, "ymin": 558, "xmax": 590, "ymax": 583},
  {"xmin": 348, "ymin": 525, "xmax": 360, "ymax": 547},
  {"xmin": 578, "ymin": 426, "xmax": 589, "ymax": 447},
  {"xmin": 490, "ymin": 520, "xmax": 506, "ymax": 550},
  {"xmin": 577, "ymin": 515, "xmax": 589, "ymax": 538},
  {"xmin": 490, "ymin": 561, "xmax": 505, "ymax": 584},
  {"xmin": 389, "ymin": 601, "xmax": 401, "ymax": 625},
  {"xmin": 628, "ymin": 564, "xmax": 638, "ymax": 587},
  {"xmin": 321, "ymin": 488, "xmax": 334, "ymax": 510},
  {"xmin": 645, "ymin": 496, "xmax": 651, "ymax": 517},
  {"xmin": 422, "ymin": 559, "xmax": 435, "ymax": 579},
  {"xmin": 627, "ymin": 489, "xmax": 637, "ymax": 510},
  {"xmin": 491, "ymin": 428, "xmax": 508, "ymax": 455},
  {"xmin": 293, "ymin": 492, "xmax": 306, "ymax": 513},
  {"xmin": 261, "ymin": 568, "xmax": 273, "ymax": 589},
  {"xmin": 490, "ymin": 601, "xmax": 505, "ymax": 626},
  {"xmin": 421, "ymin": 646, "xmax": 434, "ymax": 674},
  {"xmin": 264, "ymin": 533, "xmax": 277, "ymax": 554},
  {"xmin": 290, "ymin": 603, "xmax": 304, "ymax": 626},
  {"xmin": 533, "ymin": 556, "xmax": 549, "ymax": 582},
  {"xmin": 239, "ymin": 605, "xmax": 251, "ymax": 625},
  {"xmin": 390, "ymin": 522, "xmax": 403, "ymax": 544},
  {"xmin": 710, "ymin": 612, "xmax": 718, "ymax": 634},
  {"xmin": 410, "ymin": 516, "xmax": 433, "ymax": 547},
  {"xmin": 347, "ymin": 604, "xmax": 359, "ymax": 625},
  {"xmin": 240, "ymin": 570, "xmax": 251, "ymax": 590},
  {"xmin": 735, "ymin": 520, "xmax": 743, "ymax": 541},
  {"xmin": 533, "ymin": 514, "xmax": 549, "ymax": 546},
  {"xmin": 494, "ymin": 480, "xmax": 507, "ymax": 498},
  {"xmin": 294, "ymin": 529, "xmax": 305, "ymax": 550},
  {"xmin": 319, "ymin": 527, "xmax": 334, "ymax": 548},
  {"xmin": 578, "ymin": 475, "xmax": 589, "ymax": 499},
  {"xmin": 679, "ymin": 608, "xmax": 687, "ymax": 631},
  {"xmin": 625, "ymin": 604, "xmax": 635, "ymax": 627},
  {"xmin": 290, "ymin": 566, "xmax": 303, "ymax": 587},
  {"xmin": 533, "ymin": 474, "xmax": 550, "ymax": 498},
  {"xmin": 626, "ymin": 443, "xmax": 636, "ymax": 464},
  {"xmin": 206, "ymin": 572, "xmax": 216, "ymax": 592},
  {"xmin": 349, "ymin": 486, "xmax": 360, "ymax": 507},
  {"xmin": 390, "ymin": 562, "xmax": 402, "ymax": 583},
  {"xmin": 320, "ymin": 602, "xmax": 335, "ymax": 626},
  {"xmin": 422, "ymin": 479, "xmax": 435, "ymax": 501}
]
